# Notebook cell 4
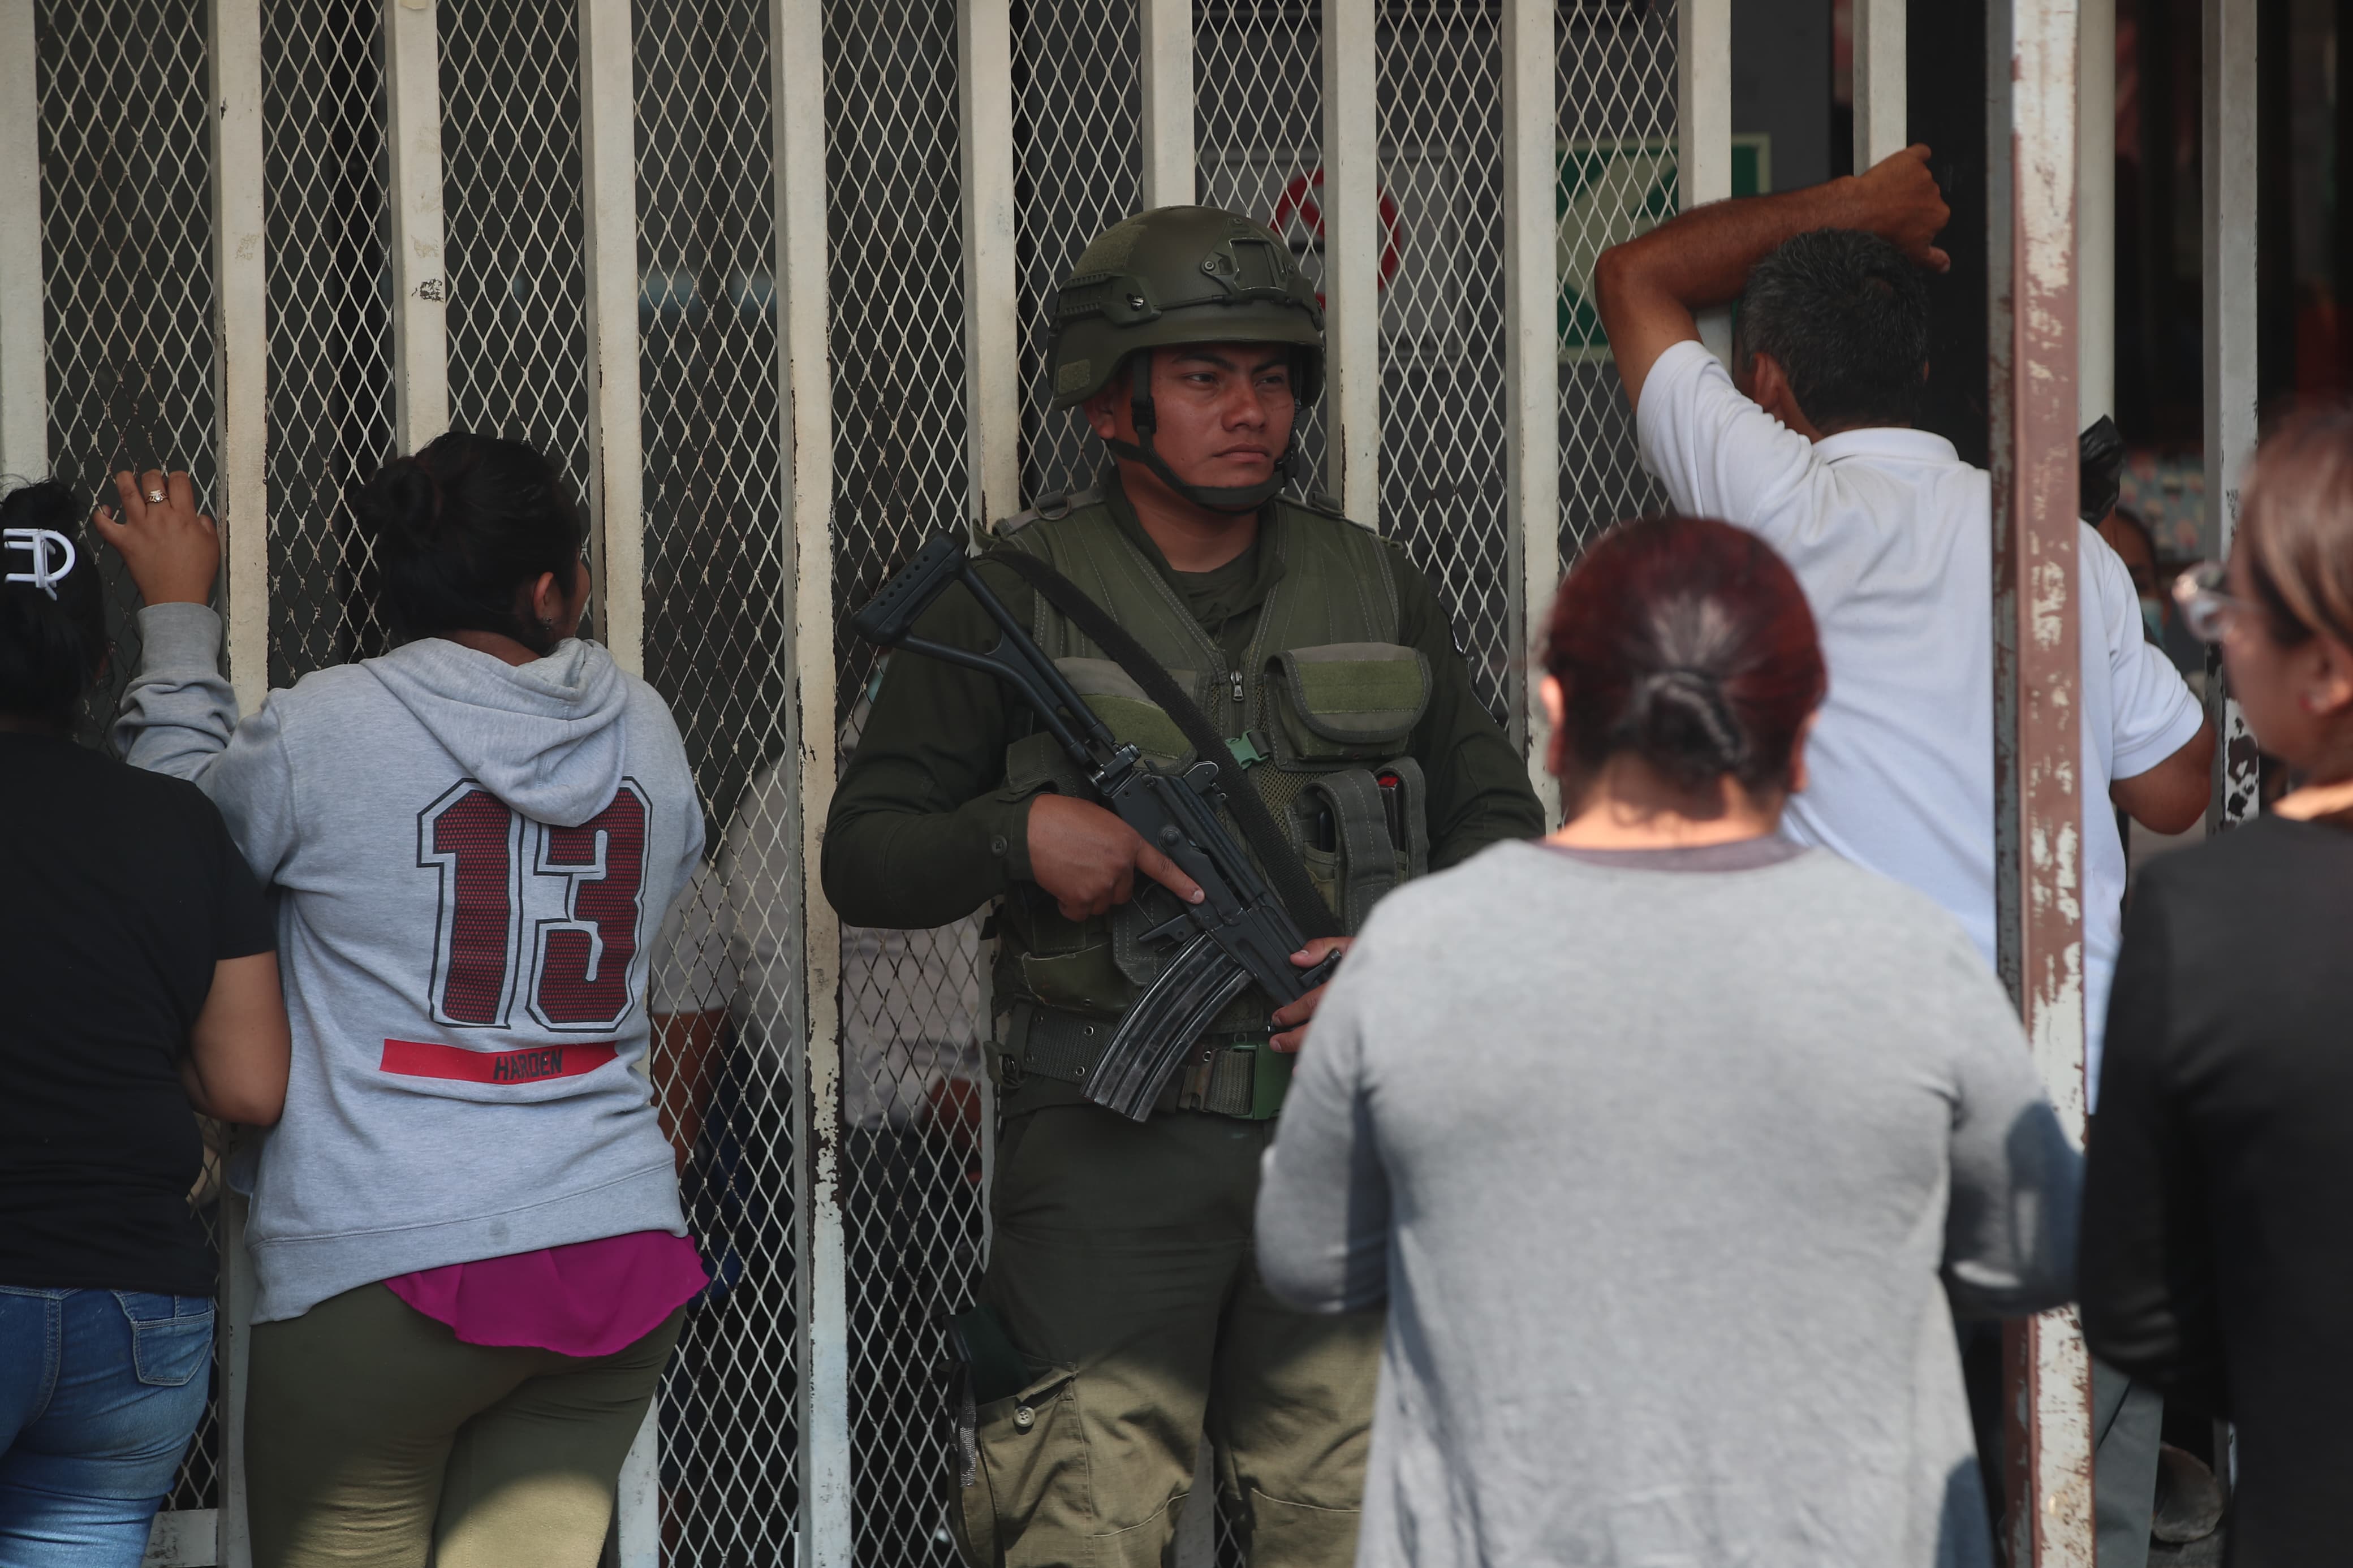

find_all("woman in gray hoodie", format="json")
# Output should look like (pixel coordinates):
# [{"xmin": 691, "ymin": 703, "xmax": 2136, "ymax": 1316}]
[
  {"xmin": 100, "ymin": 437, "xmax": 707, "ymax": 1568},
  {"xmin": 1256, "ymin": 514, "xmax": 2082, "ymax": 1568}
]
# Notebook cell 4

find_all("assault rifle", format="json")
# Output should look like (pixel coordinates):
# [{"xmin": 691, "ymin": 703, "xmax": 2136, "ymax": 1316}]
[{"xmin": 851, "ymin": 533, "xmax": 1340, "ymax": 1121}]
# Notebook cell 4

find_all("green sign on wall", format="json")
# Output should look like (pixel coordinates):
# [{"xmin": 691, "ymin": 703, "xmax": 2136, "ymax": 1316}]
[{"xmin": 1558, "ymin": 134, "xmax": 1769, "ymax": 362}]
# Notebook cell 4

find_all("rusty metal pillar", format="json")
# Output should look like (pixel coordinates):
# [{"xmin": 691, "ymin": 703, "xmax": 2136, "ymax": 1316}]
[{"xmin": 1986, "ymin": 0, "xmax": 2097, "ymax": 1562}]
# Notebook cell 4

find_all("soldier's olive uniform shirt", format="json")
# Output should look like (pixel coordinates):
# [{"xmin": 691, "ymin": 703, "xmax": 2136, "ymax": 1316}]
[{"xmin": 824, "ymin": 479, "xmax": 1544, "ymax": 935}]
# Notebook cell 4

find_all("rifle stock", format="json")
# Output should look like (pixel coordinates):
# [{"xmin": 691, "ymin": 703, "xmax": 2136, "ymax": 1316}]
[{"xmin": 851, "ymin": 533, "xmax": 1338, "ymax": 1120}]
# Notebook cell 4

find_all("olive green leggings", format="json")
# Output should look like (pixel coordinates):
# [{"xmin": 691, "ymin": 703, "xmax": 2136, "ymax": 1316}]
[{"xmin": 245, "ymin": 1284, "xmax": 680, "ymax": 1568}]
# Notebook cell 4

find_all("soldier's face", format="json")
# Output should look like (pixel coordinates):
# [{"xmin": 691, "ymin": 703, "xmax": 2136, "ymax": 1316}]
[{"xmin": 1092, "ymin": 344, "xmax": 1296, "ymax": 495}]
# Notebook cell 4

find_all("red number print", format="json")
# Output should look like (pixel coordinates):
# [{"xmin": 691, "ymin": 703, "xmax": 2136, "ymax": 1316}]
[
  {"xmin": 418, "ymin": 784, "xmax": 522, "ymax": 1027},
  {"xmin": 416, "ymin": 779, "xmax": 651, "ymax": 1034},
  {"xmin": 528, "ymin": 783, "xmax": 650, "ymax": 1030}
]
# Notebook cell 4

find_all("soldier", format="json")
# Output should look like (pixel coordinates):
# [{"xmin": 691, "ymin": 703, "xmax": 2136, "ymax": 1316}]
[{"xmin": 823, "ymin": 205, "xmax": 1542, "ymax": 1566}]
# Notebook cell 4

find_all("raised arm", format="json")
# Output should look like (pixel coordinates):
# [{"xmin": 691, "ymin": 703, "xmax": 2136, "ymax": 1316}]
[
  {"xmin": 1593, "ymin": 145, "xmax": 1953, "ymax": 411},
  {"xmin": 96, "ymin": 467, "xmax": 236, "ymax": 779},
  {"xmin": 98, "ymin": 468, "xmax": 301, "ymax": 880}
]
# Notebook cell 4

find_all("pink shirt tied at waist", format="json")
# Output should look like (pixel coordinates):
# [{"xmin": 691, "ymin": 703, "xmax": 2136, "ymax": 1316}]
[{"xmin": 386, "ymin": 1231, "xmax": 708, "ymax": 1358}]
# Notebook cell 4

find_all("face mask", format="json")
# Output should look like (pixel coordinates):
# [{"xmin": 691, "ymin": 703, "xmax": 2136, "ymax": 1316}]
[{"xmin": 2139, "ymin": 596, "xmax": 2165, "ymax": 646}]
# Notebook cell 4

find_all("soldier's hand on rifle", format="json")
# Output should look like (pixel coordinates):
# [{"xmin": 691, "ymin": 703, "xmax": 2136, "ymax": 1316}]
[
  {"xmin": 1269, "ymin": 936, "xmax": 1354, "ymax": 1053},
  {"xmin": 1026, "ymin": 793, "xmax": 1205, "ymax": 921}
]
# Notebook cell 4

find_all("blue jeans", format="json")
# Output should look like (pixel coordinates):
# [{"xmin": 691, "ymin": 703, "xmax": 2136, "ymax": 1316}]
[{"xmin": 0, "ymin": 1287, "xmax": 215, "ymax": 1568}]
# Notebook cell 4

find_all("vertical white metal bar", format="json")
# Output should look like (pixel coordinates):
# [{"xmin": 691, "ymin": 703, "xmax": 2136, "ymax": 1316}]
[
  {"xmin": 1502, "ymin": 0, "xmax": 1558, "ymax": 809},
  {"xmin": 578, "ymin": 0, "xmax": 644, "ymax": 676},
  {"xmin": 1321, "ymin": 0, "xmax": 1377, "ymax": 523},
  {"xmin": 958, "ymin": 0, "xmax": 1020, "ymax": 1341},
  {"xmin": 1986, "ymin": 2, "xmax": 2095, "ymax": 1564},
  {"xmin": 2203, "ymin": 0, "xmax": 2259, "ymax": 830},
  {"xmin": 1137, "ymin": 0, "xmax": 1195, "ymax": 210},
  {"xmin": 1677, "ymin": 0, "xmax": 1733, "ymax": 364},
  {"xmin": 769, "ymin": 0, "xmax": 845, "ymax": 1562},
  {"xmin": 217, "ymin": 1191, "xmax": 259, "ymax": 1568},
  {"xmin": 2078, "ymin": 0, "xmax": 2114, "ymax": 424},
  {"xmin": 212, "ymin": 0, "xmax": 267, "ymax": 715},
  {"xmin": 612, "ymin": 1403, "xmax": 659, "ymax": 1568},
  {"xmin": 384, "ymin": 0, "xmax": 449, "ymax": 451},
  {"xmin": 208, "ymin": 6, "xmax": 268, "ymax": 1558},
  {"xmin": 0, "ymin": 0, "xmax": 44, "ymax": 480},
  {"xmin": 1852, "ymin": 0, "xmax": 1908, "ymax": 171},
  {"xmin": 960, "ymin": 0, "xmax": 1019, "ymax": 529}
]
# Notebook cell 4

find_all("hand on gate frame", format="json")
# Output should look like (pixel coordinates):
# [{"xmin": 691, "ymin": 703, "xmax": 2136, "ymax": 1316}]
[{"xmin": 92, "ymin": 467, "xmax": 218, "ymax": 607}]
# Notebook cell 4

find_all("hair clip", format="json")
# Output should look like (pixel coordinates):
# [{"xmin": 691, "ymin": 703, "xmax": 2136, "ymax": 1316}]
[{"xmin": 2, "ymin": 528, "xmax": 75, "ymax": 601}]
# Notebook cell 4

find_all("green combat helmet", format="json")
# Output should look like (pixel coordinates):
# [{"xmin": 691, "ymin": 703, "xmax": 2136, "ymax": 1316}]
[{"xmin": 1047, "ymin": 205, "xmax": 1325, "ymax": 513}]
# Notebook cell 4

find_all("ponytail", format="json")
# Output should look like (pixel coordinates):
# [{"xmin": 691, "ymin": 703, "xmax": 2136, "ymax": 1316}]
[{"xmin": 350, "ymin": 431, "xmax": 583, "ymax": 648}]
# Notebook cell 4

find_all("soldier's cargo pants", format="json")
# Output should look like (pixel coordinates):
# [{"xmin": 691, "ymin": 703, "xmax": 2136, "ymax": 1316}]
[{"xmin": 951, "ymin": 1103, "xmax": 1380, "ymax": 1567}]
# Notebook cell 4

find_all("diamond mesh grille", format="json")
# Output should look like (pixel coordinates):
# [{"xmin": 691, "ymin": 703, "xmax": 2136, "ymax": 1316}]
[
  {"xmin": 1195, "ymin": 2, "xmax": 1330, "ymax": 492},
  {"xmin": 14, "ymin": 4, "xmax": 1693, "ymax": 1557},
  {"xmin": 635, "ymin": 1, "xmax": 803, "ymax": 1561},
  {"xmin": 439, "ymin": 0, "xmax": 593, "ymax": 509},
  {"xmin": 1016, "ymin": 0, "xmax": 1142, "ymax": 501},
  {"xmin": 824, "ymin": 2, "xmax": 984, "ymax": 1561},
  {"xmin": 1557, "ymin": 0, "xmax": 1677, "ymax": 562},
  {"xmin": 35, "ymin": 0, "xmax": 218, "ymax": 749},
  {"xmin": 1377, "ymin": 2, "xmax": 1511, "ymax": 727},
  {"xmin": 34, "ymin": 0, "xmax": 222, "ymax": 1515},
  {"xmin": 263, "ymin": 0, "xmax": 395, "ymax": 686}
]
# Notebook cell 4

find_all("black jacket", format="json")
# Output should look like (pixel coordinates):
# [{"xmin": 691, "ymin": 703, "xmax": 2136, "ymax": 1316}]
[{"xmin": 2080, "ymin": 813, "xmax": 2353, "ymax": 1567}]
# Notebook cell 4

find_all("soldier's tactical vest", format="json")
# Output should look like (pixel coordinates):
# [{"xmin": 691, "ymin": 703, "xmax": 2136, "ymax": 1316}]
[{"xmin": 989, "ymin": 490, "xmax": 1432, "ymax": 1118}]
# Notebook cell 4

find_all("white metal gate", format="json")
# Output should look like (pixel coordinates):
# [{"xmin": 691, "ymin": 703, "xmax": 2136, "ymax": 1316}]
[{"xmin": 1, "ymin": 2, "xmax": 2213, "ymax": 1565}]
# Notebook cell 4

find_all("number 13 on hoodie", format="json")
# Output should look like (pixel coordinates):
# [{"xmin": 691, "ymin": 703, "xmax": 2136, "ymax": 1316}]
[{"xmin": 417, "ymin": 779, "xmax": 650, "ymax": 1031}]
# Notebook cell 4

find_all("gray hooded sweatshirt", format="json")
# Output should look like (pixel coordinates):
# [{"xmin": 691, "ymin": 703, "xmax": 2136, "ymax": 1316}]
[{"xmin": 116, "ymin": 603, "xmax": 703, "ymax": 1323}]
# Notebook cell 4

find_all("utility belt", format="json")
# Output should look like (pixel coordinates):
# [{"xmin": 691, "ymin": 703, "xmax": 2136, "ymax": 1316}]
[{"xmin": 999, "ymin": 1000, "xmax": 1294, "ymax": 1121}]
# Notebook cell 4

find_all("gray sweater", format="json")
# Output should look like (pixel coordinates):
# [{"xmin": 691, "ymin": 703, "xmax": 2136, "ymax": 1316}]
[
  {"xmin": 1257, "ymin": 838, "xmax": 2079, "ymax": 1568},
  {"xmin": 117, "ymin": 605, "xmax": 703, "ymax": 1321}
]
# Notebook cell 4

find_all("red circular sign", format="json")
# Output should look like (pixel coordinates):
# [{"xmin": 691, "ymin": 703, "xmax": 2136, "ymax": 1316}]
[{"xmin": 1272, "ymin": 168, "xmax": 1402, "ymax": 306}]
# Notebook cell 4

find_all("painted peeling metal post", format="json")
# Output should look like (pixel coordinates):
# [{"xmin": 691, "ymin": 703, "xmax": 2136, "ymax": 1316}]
[
  {"xmin": 2203, "ymin": 0, "xmax": 2259, "ymax": 831},
  {"xmin": 1677, "ymin": 0, "xmax": 1732, "ymax": 364},
  {"xmin": 1321, "ymin": 0, "xmax": 1378, "ymax": 525},
  {"xmin": 383, "ymin": 0, "xmax": 450, "ymax": 450},
  {"xmin": 1986, "ymin": 1, "xmax": 2096, "ymax": 1563},
  {"xmin": 768, "ymin": 0, "xmax": 844, "ymax": 1560},
  {"xmin": 578, "ymin": 0, "xmax": 645, "ymax": 679},
  {"xmin": 0, "ymin": 0, "xmax": 42, "ymax": 481},
  {"xmin": 1501, "ymin": 0, "xmax": 1558, "ymax": 802}
]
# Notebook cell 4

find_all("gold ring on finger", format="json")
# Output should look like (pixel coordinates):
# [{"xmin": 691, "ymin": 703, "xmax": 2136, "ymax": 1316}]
[{"xmin": 145, "ymin": 489, "xmax": 166, "ymax": 504}]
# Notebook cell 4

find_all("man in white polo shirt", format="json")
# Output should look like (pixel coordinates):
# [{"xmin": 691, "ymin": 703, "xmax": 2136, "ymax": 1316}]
[{"xmin": 1594, "ymin": 145, "xmax": 2212, "ymax": 1567}]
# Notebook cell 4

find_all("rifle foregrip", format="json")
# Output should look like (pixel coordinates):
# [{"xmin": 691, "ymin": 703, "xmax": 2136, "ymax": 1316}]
[{"xmin": 850, "ymin": 532, "xmax": 969, "ymax": 646}]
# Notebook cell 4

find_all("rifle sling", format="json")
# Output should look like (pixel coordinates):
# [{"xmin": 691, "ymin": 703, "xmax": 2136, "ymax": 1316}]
[{"xmin": 982, "ymin": 548, "xmax": 1344, "ymax": 942}]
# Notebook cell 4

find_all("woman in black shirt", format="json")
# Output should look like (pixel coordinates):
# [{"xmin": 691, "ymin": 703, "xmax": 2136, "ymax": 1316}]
[
  {"xmin": 0, "ymin": 480, "xmax": 289, "ymax": 1567},
  {"xmin": 2080, "ymin": 403, "xmax": 2353, "ymax": 1566}
]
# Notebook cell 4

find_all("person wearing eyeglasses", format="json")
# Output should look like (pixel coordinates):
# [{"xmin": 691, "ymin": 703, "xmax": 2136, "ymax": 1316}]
[{"xmin": 2080, "ymin": 402, "xmax": 2353, "ymax": 1568}]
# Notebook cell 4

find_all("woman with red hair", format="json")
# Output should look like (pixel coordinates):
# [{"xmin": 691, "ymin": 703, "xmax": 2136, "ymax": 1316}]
[{"xmin": 1256, "ymin": 514, "xmax": 2080, "ymax": 1567}]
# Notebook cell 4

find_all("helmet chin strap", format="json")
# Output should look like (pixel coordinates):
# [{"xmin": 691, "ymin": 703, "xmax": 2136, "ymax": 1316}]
[{"xmin": 1104, "ymin": 353, "xmax": 1298, "ymax": 515}]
